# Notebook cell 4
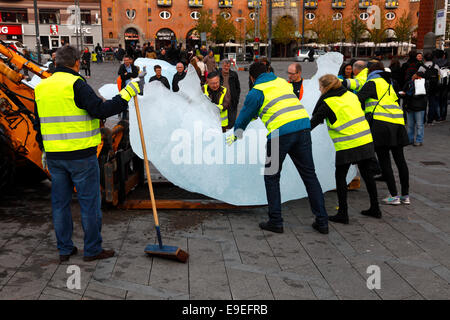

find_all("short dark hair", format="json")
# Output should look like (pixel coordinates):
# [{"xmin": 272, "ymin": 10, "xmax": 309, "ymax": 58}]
[
  {"xmin": 424, "ymin": 52, "xmax": 433, "ymax": 62},
  {"xmin": 154, "ymin": 65, "xmax": 162, "ymax": 71},
  {"xmin": 249, "ymin": 62, "xmax": 268, "ymax": 80},
  {"xmin": 368, "ymin": 61, "xmax": 385, "ymax": 73},
  {"xmin": 123, "ymin": 54, "xmax": 132, "ymax": 60},
  {"xmin": 207, "ymin": 71, "xmax": 219, "ymax": 79},
  {"xmin": 55, "ymin": 45, "xmax": 79, "ymax": 68}
]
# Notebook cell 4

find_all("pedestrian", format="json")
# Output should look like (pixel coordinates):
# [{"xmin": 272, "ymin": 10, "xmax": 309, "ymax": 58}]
[
  {"xmin": 158, "ymin": 47, "xmax": 168, "ymax": 62},
  {"xmin": 47, "ymin": 51, "xmax": 56, "ymax": 73},
  {"xmin": 81, "ymin": 47, "xmax": 91, "ymax": 78},
  {"xmin": 95, "ymin": 43, "xmax": 103, "ymax": 63},
  {"xmin": 357, "ymin": 61, "xmax": 410, "ymax": 207},
  {"xmin": 400, "ymin": 50, "xmax": 420, "ymax": 88},
  {"xmin": 338, "ymin": 63, "xmax": 353, "ymax": 80},
  {"xmin": 249, "ymin": 57, "xmax": 273, "ymax": 90},
  {"xmin": 311, "ymin": 74, "xmax": 379, "ymax": 223},
  {"xmin": 203, "ymin": 49, "xmax": 217, "ymax": 73},
  {"xmin": 203, "ymin": 71, "xmax": 230, "ymax": 133},
  {"xmin": 227, "ymin": 62, "xmax": 329, "ymax": 234},
  {"xmin": 287, "ymin": 62, "xmax": 304, "ymax": 100},
  {"xmin": 118, "ymin": 55, "xmax": 139, "ymax": 89},
  {"xmin": 116, "ymin": 44, "xmax": 126, "ymax": 62},
  {"xmin": 400, "ymin": 71, "xmax": 427, "ymax": 146},
  {"xmin": 389, "ymin": 57, "xmax": 402, "ymax": 93},
  {"xmin": 308, "ymin": 47, "xmax": 315, "ymax": 62},
  {"xmin": 219, "ymin": 59, "xmax": 241, "ymax": 128},
  {"xmin": 342, "ymin": 60, "xmax": 368, "ymax": 92},
  {"xmin": 172, "ymin": 62, "xmax": 186, "ymax": 92},
  {"xmin": 197, "ymin": 55, "xmax": 207, "ymax": 85},
  {"xmin": 419, "ymin": 52, "xmax": 441, "ymax": 125},
  {"xmin": 34, "ymin": 45, "xmax": 143, "ymax": 262},
  {"xmin": 190, "ymin": 56, "xmax": 203, "ymax": 83},
  {"xmin": 149, "ymin": 65, "xmax": 170, "ymax": 89},
  {"xmin": 146, "ymin": 46, "xmax": 157, "ymax": 59}
]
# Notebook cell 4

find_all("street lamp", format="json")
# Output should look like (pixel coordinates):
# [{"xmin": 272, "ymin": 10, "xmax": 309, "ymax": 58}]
[{"xmin": 235, "ymin": 17, "xmax": 246, "ymax": 61}]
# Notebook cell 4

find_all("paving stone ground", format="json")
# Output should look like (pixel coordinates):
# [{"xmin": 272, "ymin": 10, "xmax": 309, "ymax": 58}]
[{"xmin": 0, "ymin": 60, "xmax": 449, "ymax": 300}]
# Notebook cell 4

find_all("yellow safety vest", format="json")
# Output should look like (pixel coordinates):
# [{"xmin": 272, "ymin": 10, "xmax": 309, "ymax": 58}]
[
  {"xmin": 253, "ymin": 77, "xmax": 309, "ymax": 135},
  {"xmin": 203, "ymin": 84, "xmax": 228, "ymax": 128},
  {"xmin": 35, "ymin": 72, "xmax": 101, "ymax": 152},
  {"xmin": 344, "ymin": 68, "xmax": 368, "ymax": 92},
  {"xmin": 324, "ymin": 91, "xmax": 373, "ymax": 151},
  {"xmin": 364, "ymin": 77, "xmax": 404, "ymax": 126}
]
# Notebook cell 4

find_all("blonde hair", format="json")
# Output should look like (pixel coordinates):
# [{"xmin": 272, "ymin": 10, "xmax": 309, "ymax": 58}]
[{"xmin": 319, "ymin": 74, "xmax": 342, "ymax": 94}]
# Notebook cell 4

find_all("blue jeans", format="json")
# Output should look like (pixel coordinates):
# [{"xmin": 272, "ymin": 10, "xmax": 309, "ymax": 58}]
[
  {"xmin": 407, "ymin": 111, "xmax": 425, "ymax": 143},
  {"xmin": 427, "ymin": 95, "xmax": 440, "ymax": 123},
  {"xmin": 47, "ymin": 154, "xmax": 103, "ymax": 257},
  {"xmin": 264, "ymin": 129, "xmax": 328, "ymax": 227}
]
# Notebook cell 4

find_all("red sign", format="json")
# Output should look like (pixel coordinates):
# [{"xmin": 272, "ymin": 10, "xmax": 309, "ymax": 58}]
[{"xmin": 0, "ymin": 25, "xmax": 22, "ymax": 35}]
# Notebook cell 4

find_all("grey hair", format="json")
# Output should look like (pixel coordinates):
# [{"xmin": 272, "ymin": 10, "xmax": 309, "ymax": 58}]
[
  {"xmin": 353, "ymin": 60, "xmax": 366, "ymax": 71},
  {"xmin": 55, "ymin": 45, "xmax": 80, "ymax": 68},
  {"xmin": 221, "ymin": 59, "xmax": 231, "ymax": 66}
]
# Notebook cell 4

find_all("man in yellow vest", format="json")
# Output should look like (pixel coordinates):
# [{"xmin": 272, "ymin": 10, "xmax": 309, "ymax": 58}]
[
  {"xmin": 34, "ymin": 45, "xmax": 143, "ymax": 262},
  {"xmin": 203, "ymin": 71, "xmax": 230, "ymax": 132},
  {"xmin": 342, "ymin": 60, "xmax": 368, "ymax": 92},
  {"xmin": 227, "ymin": 62, "xmax": 329, "ymax": 234}
]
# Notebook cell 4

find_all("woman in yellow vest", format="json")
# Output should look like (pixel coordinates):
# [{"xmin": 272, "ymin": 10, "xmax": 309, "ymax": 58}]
[
  {"xmin": 357, "ymin": 61, "xmax": 410, "ymax": 207},
  {"xmin": 311, "ymin": 75, "xmax": 380, "ymax": 223}
]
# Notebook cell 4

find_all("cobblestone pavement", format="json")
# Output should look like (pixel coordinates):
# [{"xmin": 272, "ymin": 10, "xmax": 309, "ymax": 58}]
[{"xmin": 0, "ymin": 60, "xmax": 449, "ymax": 300}]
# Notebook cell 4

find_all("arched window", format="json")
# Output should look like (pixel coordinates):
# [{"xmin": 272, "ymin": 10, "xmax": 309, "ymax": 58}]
[
  {"xmin": 159, "ymin": 11, "xmax": 171, "ymax": 20},
  {"xmin": 190, "ymin": 11, "xmax": 200, "ymax": 20},
  {"xmin": 385, "ymin": 12, "xmax": 396, "ymax": 20},
  {"xmin": 359, "ymin": 12, "xmax": 369, "ymax": 20},
  {"xmin": 306, "ymin": 13, "xmax": 315, "ymax": 21}
]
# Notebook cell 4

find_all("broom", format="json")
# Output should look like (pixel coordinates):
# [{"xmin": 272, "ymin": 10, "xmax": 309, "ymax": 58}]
[{"xmin": 132, "ymin": 69, "xmax": 189, "ymax": 263}]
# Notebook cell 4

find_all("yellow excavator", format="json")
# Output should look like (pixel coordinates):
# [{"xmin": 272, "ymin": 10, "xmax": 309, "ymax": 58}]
[{"xmin": 0, "ymin": 40, "xmax": 143, "ymax": 205}]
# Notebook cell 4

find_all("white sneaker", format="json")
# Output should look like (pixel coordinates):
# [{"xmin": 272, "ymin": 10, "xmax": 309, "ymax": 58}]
[
  {"xmin": 382, "ymin": 195, "xmax": 401, "ymax": 205},
  {"xmin": 400, "ymin": 195, "xmax": 410, "ymax": 205}
]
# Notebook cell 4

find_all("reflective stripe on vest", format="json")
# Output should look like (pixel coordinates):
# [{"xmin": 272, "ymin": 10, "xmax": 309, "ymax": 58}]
[
  {"xmin": 203, "ymin": 84, "xmax": 228, "ymax": 127},
  {"xmin": 346, "ymin": 68, "xmax": 368, "ymax": 92},
  {"xmin": 253, "ymin": 77, "xmax": 309, "ymax": 135},
  {"xmin": 324, "ymin": 90, "xmax": 373, "ymax": 151},
  {"xmin": 35, "ymin": 72, "xmax": 100, "ymax": 152},
  {"xmin": 364, "ymin": 77, "xmax": 404, "ymax": 125}
]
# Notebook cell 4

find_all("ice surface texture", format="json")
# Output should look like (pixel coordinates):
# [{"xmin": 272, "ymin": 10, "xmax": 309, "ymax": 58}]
[{"xmin": 99, "ymin": 54, "xmax": 356, "ymax": 205}]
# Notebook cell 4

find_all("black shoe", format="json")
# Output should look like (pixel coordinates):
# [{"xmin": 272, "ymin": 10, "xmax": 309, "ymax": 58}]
[
  {"xmin": 328, "ymin": 211, "xmax": 349, "ymax": 224},
  {"xmin": 374, "ymin": 174, "xmax": 385, "ymax": 182},
  {"xmin": 360, "ymin": 207, "xmax": 382, "ymax": 219},
  {"xmin": 60, "ymin": 246, "xmax": 78, "ymax": 262},
  {"xmin": 312, "ymin": 222, "xmax": 329, "ymax": 234},
  {"xmin": 259, "ymin": 221, "xmax": 284, "ymax": 233}
]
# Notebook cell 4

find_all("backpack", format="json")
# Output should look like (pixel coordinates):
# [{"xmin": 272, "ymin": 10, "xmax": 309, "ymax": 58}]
[{"xmin": 424, "ymin": 63, "xmax": 439, "ymax": 94}]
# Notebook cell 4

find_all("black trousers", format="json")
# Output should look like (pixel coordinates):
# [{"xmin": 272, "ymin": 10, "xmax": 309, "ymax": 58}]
[
  {"xmin": 335, "ymin": 158, "xmax": 378, "ymax": 213},
  {"xmin": 375, "ymin": 146, "xmax": 409, "ymax": 196},
  {"xmin": 84, "ymin": 62, "xmax": 91, "ymax": 77}
]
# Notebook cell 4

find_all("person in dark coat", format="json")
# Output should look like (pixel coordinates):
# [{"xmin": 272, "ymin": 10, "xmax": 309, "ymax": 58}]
[
  {"xmin": 116, "ymin": 44, "xmax": 126, "ymax": 62},
  {"xmin": 149, "ymin": 65, "xmax": 170, "ymax": 89},
  {"xmin": 219, "ymin": 59, "xmax": 241, "ymax": 128},
  {"xmin": 81, "ymin": 47, "xmax": 91, "ymax": 78},
  {"xmin": 172, "ymin": 62, "xmax": 186, "ymax": 92},
  {"xmin": 118, "ymin": 55, "xmax": 139, "ymax": 89},
  {"xmin": 357, "ymin": 61, "xmax": 410, "ymax": 207}
]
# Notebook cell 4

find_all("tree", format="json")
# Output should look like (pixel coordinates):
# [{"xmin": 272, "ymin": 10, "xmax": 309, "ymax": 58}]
[
  {"xmin": 346, "ymin": 7, "xmax": 367, "ymax": 57},
  {"xmin": 211, "ymin": 14, "xmax": 237, "ymax": 46},
  {"xmin": 246, "ymin": 17, "xmax": 268, "ymax": 42},
  {"xmin": 273, "ymin": 16, "xmax": 296, "ymax": 57},
  {"xmin": 194, "ymin": 9, "xmax": 213, "ymax": 40},
  {"xmin": 394, "ymin": 11, "xmax": 413, "ymax": 56}
]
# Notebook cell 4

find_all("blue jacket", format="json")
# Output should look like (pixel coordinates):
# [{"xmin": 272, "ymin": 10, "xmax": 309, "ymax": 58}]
[{"xmin": 233, "ymin": 72, "xmax": 311, "ymax": 139}]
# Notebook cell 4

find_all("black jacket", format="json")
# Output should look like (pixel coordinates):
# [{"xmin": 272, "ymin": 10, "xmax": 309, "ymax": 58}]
[
  {"xmin": 402, "ymin": 80, "xmax": 428, "ymax": 112},
  {"xmin": 219, "ymin": 69, "xmax": 241, "ymax": 127},
  {"xmin": 172, "ymin": 72, "xmax": 186, "ymax": 92},
  {"xmin": 311, "ymin": 86, "xmax": 374, "ymax": 165},
  {"xmin": 357, "ymin": 72, "xmax": 409, "ymax": 148},
  {"xmin": 118, "ymin": 64, "xmax": 139, "ymax": 89},
  {"xmin": 34, "ymin": 66, "xmax": 129, "ymax": 160},
  {"xmin": 149, "ymin": 75, "xmax": 170, "ymax": 89}
]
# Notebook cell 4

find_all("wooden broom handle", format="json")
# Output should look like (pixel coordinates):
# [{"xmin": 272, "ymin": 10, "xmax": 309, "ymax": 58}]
[{"xmin": 133, "ymin": 95, "xmax": 159, "ymax": 226}]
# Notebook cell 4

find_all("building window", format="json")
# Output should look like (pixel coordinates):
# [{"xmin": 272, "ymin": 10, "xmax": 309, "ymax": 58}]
[
  {"xmin": 190, "ymin": 11, "xmax": 201, "ymax": 20},
  {"xmin": 159, "ymin": 11, "xmax": 171, "ymax": 20},
  {"xmin": 219, "ymin": 0, "xmax": 233, "ymax": 8},
  {"xmin": 332, "ymin": 0, "xmax": 346, "ymax": 9},
  {"xmin": 80, "ymin": 10, "xmax": 91, "ymax": 25},
  {"xmin": 272, "ymin": 1, "xmax": 285, "ymax": 7},
  {"xmin": 385, "ymin": 12, "xmax": 396, "ymax": 20},
  {"xmin": 249, "ymin": 12, "xmax": 256, "ymax": 20},
  {"xmin": 306, "ymin": 13, "xmax": 315, "ymax": 20},
  {"xmin": 359, "ymin": 0, "xmax": 373, "ymax": 8},
  {"xmin": 39, "ymin": 9, "xmax": 60, "ymax": 24},
  {"xmin": 248, "ymin": 0, "xmax": 262, "ymax": 8},
  {"xmin": 333, "ymin": 12, "xmax": 343, "ymax": 20},
  {"xmin": 188, "ymin": 0, "xmax": 203, "ymax": 7},
  {"xmin": 0, "ymin": 9, "xmax": 28, "ymax": 23},
  {"xmin": 157, "ymin": 0, "xmax": 172, "ymax": 6},
  {"xmin": 107, "ymin": 7, "xmax": 112, "ymax": 21},
  {"xmin": 109, "ymin": 32, "xmax": 113, "ymax": 38},
  {"xmin": 305, "ymin": 1, "xmax": 318, "ymax": 9},
  {"xmin": 385, "ymin": 1, "xmax": 399, "ymax": 8},
  {"xmin": 220, "ymin": 12, "xmax": 231, "ymax": 20},
  {"xmin": 359, "ymin": 12, "xmax": 369, "ymax": 20},
  {"xmin": 83, "ymin": 36, "xmax": 93, "ymax": 45}
]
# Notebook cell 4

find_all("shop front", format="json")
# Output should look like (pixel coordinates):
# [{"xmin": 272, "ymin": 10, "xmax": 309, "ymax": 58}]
[
  {"xmin": 0, "ymin": 24, "xmax": 23, "ymax": 42},
  {"xmin": 155, "ymin": 28, "xmax": 176, "ymax": 50}
]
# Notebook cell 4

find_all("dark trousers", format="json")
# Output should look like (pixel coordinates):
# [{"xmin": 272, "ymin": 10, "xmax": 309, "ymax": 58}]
[
  {"xmin": 84, "ymin": 62, "xmax": 91, "ymax": 77},
  {"xmin": 335, "ymin": 159, "xmax": 379, "ymax": 213},
  {"xmin": 427, "ymin": 95, "xmax": 440, "ymax": 123},
  {"xmin": 439, "ymin": 89, "xmax": 448, "ymax": 120},
  {"xmin": 264, "ymin": 129, "xmax": 328, "ymax": 227},
  {"xmin": 375, "ymin": 146, "xmax": 409, "ymax": 197}
]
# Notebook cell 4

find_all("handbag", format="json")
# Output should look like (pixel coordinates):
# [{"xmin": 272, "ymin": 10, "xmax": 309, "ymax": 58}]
[{"xmin": 366, "ymin": 85, "xmax": 390, "ymax": 127}]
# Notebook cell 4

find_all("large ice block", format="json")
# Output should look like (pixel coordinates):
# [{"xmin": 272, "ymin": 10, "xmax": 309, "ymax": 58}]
[{"xmin": 99, "ymin": 54, "xmax": 356, "ymax": 205}]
